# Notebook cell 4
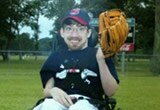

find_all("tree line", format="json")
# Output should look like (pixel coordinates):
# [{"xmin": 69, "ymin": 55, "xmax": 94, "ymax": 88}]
[{"xmin": 0, "ymin": 0, "xmax": 155, "ymax": 52}]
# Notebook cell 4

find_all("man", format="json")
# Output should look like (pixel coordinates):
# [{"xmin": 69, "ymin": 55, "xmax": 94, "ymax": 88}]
[{"xmin": 33, "ymin": 8, "xmax": 119, "ymax": 110}]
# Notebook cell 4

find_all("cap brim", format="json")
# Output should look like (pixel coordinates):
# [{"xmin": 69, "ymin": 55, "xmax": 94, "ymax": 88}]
[{"xmin": 63, "ymin": 16, "xmax": 88, "ymax": 25}]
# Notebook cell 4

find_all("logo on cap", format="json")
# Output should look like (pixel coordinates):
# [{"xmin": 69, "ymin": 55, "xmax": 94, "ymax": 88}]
[{"xmin": 69, "ymin": 8, "xmax": 80, "ymax": 15}]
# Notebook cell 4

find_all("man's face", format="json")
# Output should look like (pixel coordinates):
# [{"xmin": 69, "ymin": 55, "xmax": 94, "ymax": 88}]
[{"xmin": 60, "ymin": 23, "xmax": 91, "ymax": 50}]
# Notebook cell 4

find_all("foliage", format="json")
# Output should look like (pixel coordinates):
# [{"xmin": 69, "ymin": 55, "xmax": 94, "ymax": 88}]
[
  {"xmin": 9, "ymin": 33, "xmax": 34, "ymax": 51},
  {"xmin": 0, "ymin": 0, "xmax": 41, "ymax": 61},
  {"xmin": 150, "ymin": 0, "xmax": 160, "ymax": 74},
  {"xmin": 0, "ymin": 0, "xmax": 158, "ymax": 73},
  {"xmin": 9, "ymin": 36, "xmax": 54, "ymax": 51},
  {"xmin": 44, "ymin": 0, "xmax": 76, "ymax": 31},
  {"xmin": 0, "ymin": 0, "xmax": 39, "ymax": 48},
  {"xmin": 80, "ymin": 0, "xmax": 125, "ymax": 17},
  {"xmin": 124, "ymin": 0, "xmax": 155, "ymax": 54},
  {"xmin": 39, "ymin": 38, "xmax": 53, "ymax": 51},
  {"xmin": 0, "ymin": 0, "xmax": 156, "ymax": 57}
]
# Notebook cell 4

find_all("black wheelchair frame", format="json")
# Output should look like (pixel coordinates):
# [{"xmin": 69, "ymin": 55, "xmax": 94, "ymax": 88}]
[
  {"xmin": 83, "ymin": 97, "xmax": 117, "ymax": 110},
  {"xmin": 100, "ymin": 97, "xmax": 117, "ymax": 110}
]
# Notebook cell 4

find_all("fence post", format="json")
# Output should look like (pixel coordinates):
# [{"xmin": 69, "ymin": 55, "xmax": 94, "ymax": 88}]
[{"xmin": 121, "ymin": 51, "xmax": 126, "ymax": 74}]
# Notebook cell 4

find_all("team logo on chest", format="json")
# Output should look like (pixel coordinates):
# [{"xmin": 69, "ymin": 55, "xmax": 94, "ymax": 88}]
[{"xmin": 56, "ymin": 63, "xmax": 97, "ymax": 84}]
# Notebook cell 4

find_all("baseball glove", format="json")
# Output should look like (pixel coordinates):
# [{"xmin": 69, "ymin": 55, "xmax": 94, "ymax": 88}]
[{"xmin": 98, "ymin": 9, "xmax": 129, "ymax": 58}]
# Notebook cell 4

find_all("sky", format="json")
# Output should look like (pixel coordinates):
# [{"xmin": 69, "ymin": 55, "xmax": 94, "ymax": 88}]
[{"xmin": 20, "ymin": 15, "xmax": 54, "ymax": 39}]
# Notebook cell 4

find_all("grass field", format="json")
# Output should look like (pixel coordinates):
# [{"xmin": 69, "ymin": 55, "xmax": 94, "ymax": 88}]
[{"xmin": 0, "ymin": 57, "xmax": 160, "ymax": 110}]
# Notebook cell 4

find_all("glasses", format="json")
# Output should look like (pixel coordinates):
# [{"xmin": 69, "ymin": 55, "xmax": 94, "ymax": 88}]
[{"xmin": 63, "ymin": 25, "xmax": 88, "ymax": 34}]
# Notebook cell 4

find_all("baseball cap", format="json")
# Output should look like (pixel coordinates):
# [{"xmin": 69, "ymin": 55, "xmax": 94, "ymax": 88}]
[{"xmin": 62, "ymin": 8, "xmax": 90, "ymax": 26}]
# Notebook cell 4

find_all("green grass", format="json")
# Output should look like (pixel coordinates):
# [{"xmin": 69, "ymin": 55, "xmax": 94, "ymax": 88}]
[
  {"xmin": 0, "ymin": 59, "xmax": 45, "ymax": 110},
  {"xmin": 115, "ymin": 76, "xmax": 160, "ymax": 110},
  {"xmin": 0, "ymin": 58, "xmax": 160, "ymax": 110}
]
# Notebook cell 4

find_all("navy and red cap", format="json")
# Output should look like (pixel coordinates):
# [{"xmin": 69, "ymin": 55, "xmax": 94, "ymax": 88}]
[{"xmin": 62, "ymin": 8, "xmax": 90, "ymax": 26}]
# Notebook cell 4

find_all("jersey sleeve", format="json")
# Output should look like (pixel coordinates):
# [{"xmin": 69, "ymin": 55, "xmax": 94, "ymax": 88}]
[{"xmin": 40, "ymin": 52, "xmax": 57, "ymax": 88}]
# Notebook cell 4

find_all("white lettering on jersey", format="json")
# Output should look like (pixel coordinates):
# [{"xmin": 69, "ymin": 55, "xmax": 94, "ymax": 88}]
[
  {"xmin": 81, "ymin": 69, "xmax": 97, "ymax": 79},
  {"xmin": 56, "ymin": 70, "xmax": 67, "ymax": 79}
]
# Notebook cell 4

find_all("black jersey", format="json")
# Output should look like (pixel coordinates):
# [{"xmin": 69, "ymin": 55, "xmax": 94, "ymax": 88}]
[{"xmin": 40, "ymin": 47, "xmax": 119, "ymax": 99}]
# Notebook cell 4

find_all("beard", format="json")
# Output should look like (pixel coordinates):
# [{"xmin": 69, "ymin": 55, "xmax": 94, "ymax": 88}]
[{"xmin": 67, "ymin": 39, "xmax": 88, "ymax": 50}]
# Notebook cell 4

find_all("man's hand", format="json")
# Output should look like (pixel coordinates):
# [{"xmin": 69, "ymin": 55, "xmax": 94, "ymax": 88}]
[{"xmin": 50, "ymin": 87, "xmax": 75, "ymax": 107}]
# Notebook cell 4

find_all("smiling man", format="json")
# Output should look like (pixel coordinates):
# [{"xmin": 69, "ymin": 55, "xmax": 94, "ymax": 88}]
[
  {"xmin": 60, "ymin": 8, "xmax": 92, "ymax": 50},
  {"xmin": 33, "ymin": 8, "xmax": 119, "ymax": 110}
]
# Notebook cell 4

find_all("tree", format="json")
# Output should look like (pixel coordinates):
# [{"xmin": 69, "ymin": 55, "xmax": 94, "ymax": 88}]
[
  {"xmin": 39, "ymin": 38, "xmax": 53, "ymax": 51},
  {"xmin": 0, "ymin": 0, "xmax": 40, "ymax": 61},
  {"xmin": 10, "ymin": 33, "xmax": 34, "ymax": 50},
  {"xmin": 124, "ymin": 0, "xmax": 155, "ymax": 54},
  {"xmin": 42, "ymin": 0, "xmax": 76, "ymax": 31},
  {"xmin": 151, "ymin": 0, "xmax": 160, "ymax": 74},
  {"xmin": 79, "ymin": 0, "xmax": 126, "ymax": 18}
]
